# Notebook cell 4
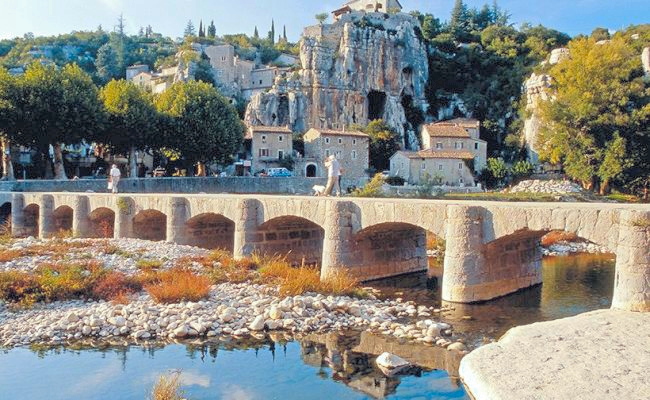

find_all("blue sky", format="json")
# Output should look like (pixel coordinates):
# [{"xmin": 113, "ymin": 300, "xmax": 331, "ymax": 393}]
[{"xmin": 0, "ymin": 0, "xmax": 648, "ymax": 41}]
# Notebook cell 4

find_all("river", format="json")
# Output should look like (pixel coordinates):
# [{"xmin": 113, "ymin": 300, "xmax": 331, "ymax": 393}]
[{"xmin": 0, "ymin": 254, "xmax": 615, "ymax": 399}]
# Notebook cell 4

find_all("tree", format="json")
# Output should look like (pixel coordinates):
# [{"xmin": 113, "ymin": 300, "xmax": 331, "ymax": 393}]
[
  {"xmin": 0, "ymin": 68, "xmax": 17, "ymax": 180},
  {"xmin": 207, "ymin": 21, "xmax": 216, "ymax": 38},
  {"xmin": 198, "ymin": 20, "xmax": 205, "ymax": 38},
  {"xmin": 449, "ymin": 0, "xmax": 468, "ymax": 39},
  {"xmin": 100, "ymin": 80, "xmax": 159, "ymax": 178},
  {"xmin": 17, "ymin": 63, "xmax": 104, "ymax": 180},
  {"xmin": 155, "ymin": 81, "xmax": 243, "ymax": 176},
  {"xmin": 538, "ymin": 37, "xmax": 650, "ymax": 193},
  {"xmin": 268, "ymin": 19, "xmax": 275, "ymax": 44},
  {"xmin": 482, "ymin": 157, "xmax": 508, "ymax": 187},
  {"xmin": 355, "ymin": 120, "xmax": 400, "ymax": 172},
  {"xmin": 422, "ymin": 14, "xmax": 442, "ymax": 40},
  {"xmin": 253, "ymin": 26, "xmax": 259, "ymax": 39},
  {"xmin": 96, "ymin": 43, "xmax": 120, "ymax": 83},
  {"xmin": 315, "ymin": 13, "xmax": 329, "ymax": 25},
  {"xmin": 282, "ymin": 25, "xmax": 288, "ymax": 42},
  {"xmin": 193, "ymin": 53, "xmax": 216, "ymax": 86},
  {"xmin": 184, "ymin": 20, "xmax": 196, "ymax": 37},
  {"xmin": 591, "ymin": 27, "xmax": 610, "ymax": 42}
]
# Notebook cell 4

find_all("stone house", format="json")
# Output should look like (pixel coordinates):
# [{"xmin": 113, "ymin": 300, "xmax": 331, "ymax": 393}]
[
  {"xmin": 246, "ymin": 126, "xmax": 293, "ymax": 173},
  {"xmin": 388, "ymin": 118, "xmax": 486, "ymax": 185},
  {"xmin": 302, "ymin": 128, "xmax": 369, "ymax": 178},
  {"xmin": 333, "ymin": 0, "xmax": 403, "ymax": 20},
  {"xmin": 126, "ymin": 64, "xmax": 150, "ymax": 80},
  {"xmin": 390, "ymin": 150, "xmax": 477, "ymax": 186}
]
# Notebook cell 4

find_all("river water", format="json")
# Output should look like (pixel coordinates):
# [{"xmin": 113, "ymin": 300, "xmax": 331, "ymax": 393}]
[{"xmin": 0, "ymin": 254, "xmax": 615, "ymax": 399}]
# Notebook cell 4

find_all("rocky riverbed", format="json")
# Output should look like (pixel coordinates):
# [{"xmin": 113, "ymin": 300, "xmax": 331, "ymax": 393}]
[
  {"xmin": 541, "ymin": 241, "xmax": 611, "ymax": 257},
  {"xmin": 0, "ymin": 238, "xmax": 466, "ymax": 352},
  {"xmin": 506, "ymin": 179, "xmax": 584, "ymax": 195}
]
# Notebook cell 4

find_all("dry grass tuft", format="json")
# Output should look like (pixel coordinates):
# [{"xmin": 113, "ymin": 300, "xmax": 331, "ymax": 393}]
[
  {"xmin": 150, "ymin": 372, "xmax": 184, "ymax": 400},
  {"xmin": 0, "ymin": 249, "xmax": 27, "ymax": 262},
  {"xmin": 136, "ymin": 259, "xmax": 164, "ymax": 273},
  {"xmin": 541, "ymin": 231, "xmax": 579, "ymax": 247},
  {"xmin": 92, "ymin": 271, "xmax": 142, "ymax": 303},
  {"xmin": 145, "ymin": 267, "xmax": 211, "ymax": 304}
]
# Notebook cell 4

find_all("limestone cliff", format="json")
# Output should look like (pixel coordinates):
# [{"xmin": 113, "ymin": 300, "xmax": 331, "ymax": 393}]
[
  {"xmin": 522, "ymin": 73, "xmax": 552, "ymax": 164},
  {"xmin": 245, "ymin": 12, "xmax": 429, "ymax": 149}
]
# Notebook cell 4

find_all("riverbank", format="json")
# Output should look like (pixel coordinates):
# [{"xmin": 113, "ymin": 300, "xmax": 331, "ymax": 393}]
[
  {"xmin": 0, "ymin": 238, "xmax": 467, "ymax": 352},
  {"xmin": 459, "ymin": 309, "xmax": 650, "ymax": 400}
]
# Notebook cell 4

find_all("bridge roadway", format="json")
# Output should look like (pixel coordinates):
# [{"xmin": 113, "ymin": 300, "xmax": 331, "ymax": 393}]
[{"xmin": 2, "ymin": 192, "xmax": 648, "ymax": 310}]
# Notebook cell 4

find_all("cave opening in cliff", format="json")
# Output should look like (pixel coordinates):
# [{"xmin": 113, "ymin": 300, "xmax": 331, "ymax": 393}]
[
  {"xmin": 367, "ymin": 91, "xmax": 387, "ymax": 121},
  {"xmin": 272, "ymin": 95, "xmax": 290, "ymax": 126}
]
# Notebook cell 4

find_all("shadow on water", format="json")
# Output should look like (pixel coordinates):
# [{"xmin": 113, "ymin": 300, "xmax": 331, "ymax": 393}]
[
  {"xmin": 368, "ymin": 253, "xmax": 616, "ymax": 346},
  {"xmin": 0, "ymin": 332, "xmax": 469, "ymax": 400}
]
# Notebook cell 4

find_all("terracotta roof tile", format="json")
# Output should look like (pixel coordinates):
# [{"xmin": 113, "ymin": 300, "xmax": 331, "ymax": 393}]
[
  {"xmin": 422, "ymin": 124, "xmax": 471, "ymax": 138},
  {"xmin": 248, "ymin": 126, "xmax": 292, "ymax": 133},
  {"xmin": 394, "ymin": 150, "xmax": 475, "ymax": 160},
  {"xmin": 311, "ymin": 128, "xmax": 369, "ymax": 138}
]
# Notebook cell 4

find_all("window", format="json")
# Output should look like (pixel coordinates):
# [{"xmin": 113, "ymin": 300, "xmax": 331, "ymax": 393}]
[
  {"xmin": 338, "ymin": 138, "xmax": 342, "ymax": 144},
  {"xmin": 436, "ymin": 142, "xmax": 443, "ymax": 150},
  {"xmin": 278, "ymin": 150, "xmax": 284, "ymax": 159},
  {"xmin": 259, "ymin": 80, "xmax": 263, "ymax": 85},
  {"xmin": 438, "ymin": 164, "xmax": 443, "ymax": 171},
  {"xmin": 221, "ymin": 56, "xmax": 226, "ymax": 61},
  {"xmin": 458, "ymin": 162, "xmax": 463, "ymax": 170},
  {"xmin": 335, "ymin": 151, "xmax": 341, "ymax": 158},
  {"xmin": 325, "ymin": 137, "xmax": 330, "ymax": 144},
  {"xmin": 278, "ymin": 135, "xmax": 283, "ymax": 142},
  {"xmin": 421, "ymin": 162, "xmax": 426, "ymax": 170},
  {"xmin": 325, "ymin": 149, "xmax": 330, "ymax": 157},
  {"xmin": 353, "ymin": 139, "xmax": 357, "ymax": 145},
  {"xmin": 352, "ymin": 150, "xmax": 357, "ymax": 159},
  {"xmin": 455, "ymin": 142, "xmax": 464, "ymax": 149},
  {"xmin": 259, "ymin": 148, "xmax": 269, "ymax": 157},
  {"xmin": 261, "ymin": 135, "xmax": 267, "ymax": 144},
  {"xmin": 474, "ymin": 142, "xmax": 479, "ymax": 150}
]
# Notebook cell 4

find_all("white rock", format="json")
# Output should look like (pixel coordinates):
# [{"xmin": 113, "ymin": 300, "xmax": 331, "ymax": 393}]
[
  {"xmin": 249, "ymin": 315, "xmax": 265, "ymax": 331},
  {"xmin": 376, "ymin": 352, "xmax": 411, "ymax": 377}
]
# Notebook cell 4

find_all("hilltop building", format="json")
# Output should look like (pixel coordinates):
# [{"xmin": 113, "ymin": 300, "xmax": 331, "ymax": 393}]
[
  {"xmin": 389, "ymin": 118, "xmax": 486, "ymax": 186},
  {"xmin": 332, "ymin": 0, "xmax": 403, "ymax": 20}
]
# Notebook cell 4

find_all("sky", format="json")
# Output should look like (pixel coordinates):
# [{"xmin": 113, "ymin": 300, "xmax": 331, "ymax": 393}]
[{"xmin": 0, "ymin": 0, "xmax": 648, "ymax": 42}]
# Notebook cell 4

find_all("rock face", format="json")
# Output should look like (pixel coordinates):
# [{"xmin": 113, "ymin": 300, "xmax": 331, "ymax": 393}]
[
  {"xmin": 460, "ymin": 309, "xmax": 650, "ymax": 400},
  {"xmin": 642, "ymin": 47, "xmax": 650, "ymax": 77},
  {"xmin": 245, "ymin": 12, "xmax": 429, "ymax": 149},
  {"xmin": 522, "ymin": 73, "xmax": 552, "ymax": 164}
]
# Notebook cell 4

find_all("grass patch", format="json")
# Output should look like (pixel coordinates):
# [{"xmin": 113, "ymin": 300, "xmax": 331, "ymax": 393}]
[
  {"xmin": 631, "ymin": 217, "xmax": 650, "ymax": 228},
  {"xmin": 145, "ymin": 267, "xmax": 212, "ymax": 304},
  {"xmin": 150, "ymin": 372, "xmax": 184, "ymax": 400},
  {"xmin": 540, "ymin": 231, "xmax": 579, "ymax": 247},
  {"xmin": 136, "ymin": 259, "xmax": 164, "ymax": 272},
  {"xmin": 441, "ymin": 191, "xmax": 560, "ymax": 202}
]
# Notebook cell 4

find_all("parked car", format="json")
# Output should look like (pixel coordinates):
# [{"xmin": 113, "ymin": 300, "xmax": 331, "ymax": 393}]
[{"xmin": 267, "ymin": 168, "xmax": 293, "ymax": 177}]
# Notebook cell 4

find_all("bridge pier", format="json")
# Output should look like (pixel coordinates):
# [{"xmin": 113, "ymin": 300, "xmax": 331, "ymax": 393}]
[
  {"xmin": 321, "ymin": 201, "xmax": 355, "ymax": 279},
  {"xmin": 166, "ymin": 197, "xmax": 189, "ymax": 244},
  {"xmin": 38, "ymin": 194, "xmax": 55, "ymax": 239},
  {"xmin": 612, "ymin": 210, "xmax": 650, "ymax": 312},
  {"xmin": 233, "ymin": 199, "xmax": 259, "ymax": 259},
  {"xmin": 10, "ymin": 193, "xmax": 27, "ymax": 237},
  {"xmin": 441, "ymin": 205, "xmax": 487, "ymax": 303},
  {"xmin": 72, "ymin": 196, "xmax": 90, "ymax": 238},
  {"xmin": 114, "ymin": 197, "xmax": 134, "ymax": 239}
]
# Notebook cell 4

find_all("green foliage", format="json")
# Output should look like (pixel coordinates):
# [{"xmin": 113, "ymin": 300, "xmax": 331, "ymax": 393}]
[
  {"xmin": 353, "ymin": 174, "xmax": 385, "ymax": 198},
  {"xmin": 511, "ymin": 160, "xmax": 534, "ymax": 178},
  {"xmin": 315, "ymin": 13, "xmax": 329, "ymax": 25},
  {"xmin": 352, "ymin": 119, "xmax": 400, "ymax": 172},
  {"xmin": 155, "ymin": 81, "xmax": 244, "ymax": 166},
  {"xmin": 481, "ymin": 157, "xmax": 508, "ymax": 187},
  {"xmin": 538, "ymin": 36, "xmax": 649, "ymax": 193}
]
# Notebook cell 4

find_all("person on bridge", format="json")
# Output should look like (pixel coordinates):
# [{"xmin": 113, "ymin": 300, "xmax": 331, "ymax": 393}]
[
  {"xmin": 108, "ymin": 164, "xmax": 121, "ymax": 194},
  {"xmin": 324, "ymin": 155, "xmax": 342, "ymax": 196}
]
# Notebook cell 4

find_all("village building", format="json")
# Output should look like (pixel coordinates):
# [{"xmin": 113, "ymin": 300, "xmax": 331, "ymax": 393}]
[
  {"xmin": 126, "ymin": 64, "xmax": 150, "ymax": 80},
  {"xmin": 332, "ymin": 0, "xmax": 403, "ymax": 20},
  {"xmin": 246, "ymin": 126, "xmax": 294, "ymax": 173},
  {"xmin": 389, "ymin": 118, "xmax": 487, "ymax": 185},
  {"xmin": 302, "ymin": 128, "xmax": 370, "ymax": 178}
]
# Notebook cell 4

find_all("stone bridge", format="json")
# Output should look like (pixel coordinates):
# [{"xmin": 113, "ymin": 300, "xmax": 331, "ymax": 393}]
[{"xmin": 1, "ymin": 192, "xmax": 648, "ymax": 311}]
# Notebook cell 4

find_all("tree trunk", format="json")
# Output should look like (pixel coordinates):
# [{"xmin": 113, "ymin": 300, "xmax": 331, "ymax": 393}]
[
  {"xmin": 43, "ymin": 152, "xmax": 54, "ymax": 180},
  {"xmin": 53, "ymin": 142, "xmax": 68, "ymax": 180},
  {"xmin": 196, "ymin": 162, "xmax": 206, "ymax": 177},
  {"xmin": 129, "ymin": 146, "xmax": 138, "ymax": 178},
  {"xmin": 1, "ymin": 138, "xmax": 15, "ymax": 181},
  {"xmin": 599, "ymin": 179, "xmax": 610, "ymax": 196}
]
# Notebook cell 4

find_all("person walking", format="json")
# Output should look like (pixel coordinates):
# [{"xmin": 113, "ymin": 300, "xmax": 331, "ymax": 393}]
[
  {"xmin": 324, "ymin": 155, "xmax": 341, "ymax": 196},
  {"xmin": 109, "ymin": 164, "xmax": 121, "ymax": 194}
]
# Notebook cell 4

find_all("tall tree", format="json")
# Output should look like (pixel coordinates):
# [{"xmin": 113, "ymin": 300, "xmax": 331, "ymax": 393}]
[
  {"xmin": 282, "ymin": 25, "xmax": 287, "ymax": 42},
  {"xmin": 449, "ymin": 0, "xmax": 468, "ymax": 38},
  {"xmin": 198, "ymin": 20, "xmax": 205, "ymax": 38},
  {"xmin": 155, "ymin": 81, "xmax": 243, "ymax": 176},
  {"xmin": 315, "ymin": 13, "xmax": 328, "ymax": 25},
  {"xmin": 184, "ymin": 20, "xmax": 196, "ymax": 37},
  {"xmin": 17, "ymin": 63, "xmax": 103, "ymax": 180},
  {"xmin": 0, "ymin": 68, "xmax": 17, "ymax": 180},
  {"xmin": 268, "ymin": 19, "xmax": 275, "ymax": 44},
  {"xmin": 538, "ymin": 37, "xmax": 650, "ymax": 193},
  {"xmin": 207, "ymin": 21, "xmax": 216, "ymax": 38},
  {"xmin": 100, "ymin": 80, "xmax": 159, "ymax": 178},
  {"xmin": 253, "ymin": 26, "xmax": 259, "ymax": 39},
  {"xmin": 96, "ymin": 43, "xmax": 120, "ymax": 83}
]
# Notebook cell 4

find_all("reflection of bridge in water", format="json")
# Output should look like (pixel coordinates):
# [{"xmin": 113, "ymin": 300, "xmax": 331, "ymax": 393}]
[
  {"xmin": 301, "ymin": 331, "xmax": 464, "ymax": 399},
  {"xmin": 2, "ymin": 192, "xmax": 649, "ymax": 309}
]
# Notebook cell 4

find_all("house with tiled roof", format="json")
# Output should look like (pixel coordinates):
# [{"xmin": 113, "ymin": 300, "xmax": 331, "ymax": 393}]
[
  {"xmin": 302, "ymin": 128, "xmax": 370, "ymax": 178},
  {"xmin": 332, "ymin": 0, "xmax": 403, "ymax": 20},
  {"xmin": 389, "ymin": 118, "xmax": 487, "ymax": 185},
  {"xmin": 246, "ymin": 126, "xmax": 293, "ymax": 173}
]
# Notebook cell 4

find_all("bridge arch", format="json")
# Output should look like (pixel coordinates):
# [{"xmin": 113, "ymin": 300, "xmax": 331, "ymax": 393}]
[
  {"xmin": 88, "ymin": 207, "xmax": 115, "ymax": 238},
  {"xmin": 22, "ymin": 204, "xmax": 39, "ymax": 238},
  {"xmin": 347, "ymin": 222, "xmax": 434, "ymax": 281},
  {"xmin": 252, "ymin": 215, "xmax": 324, "ymax": 266},
  {"xmin": 133, "ymin": 209, "xmax": 167, "ymax": 242},
  {"xmin": 52, "ymin": 205, "xmax": 73, "ymax": 234},
  {"xmin": 184, "ymin": 213, "xmax": 235, "ymax": 251},
  {"xmin": 0, "ymin": 202, "xmax": 11, "ymax": 230}
]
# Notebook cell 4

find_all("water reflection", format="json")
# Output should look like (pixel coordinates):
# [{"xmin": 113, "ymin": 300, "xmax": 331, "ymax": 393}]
[
  {"xmin": 0, "ymin": 332, "xmax": 468, "ymax": 400},
  {"xmin": 371, "ymin": 253, "xmax": 616, "ymax": 345}
]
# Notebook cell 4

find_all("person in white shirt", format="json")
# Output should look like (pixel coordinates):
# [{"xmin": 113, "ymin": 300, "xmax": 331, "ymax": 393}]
[
  {"xmin": 109, "ymin": 164, "xmax": 121, "ymax": 194},
  {"xmin": 324, "ymin": 155, "xmax": 342, "ymax": 196}
]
